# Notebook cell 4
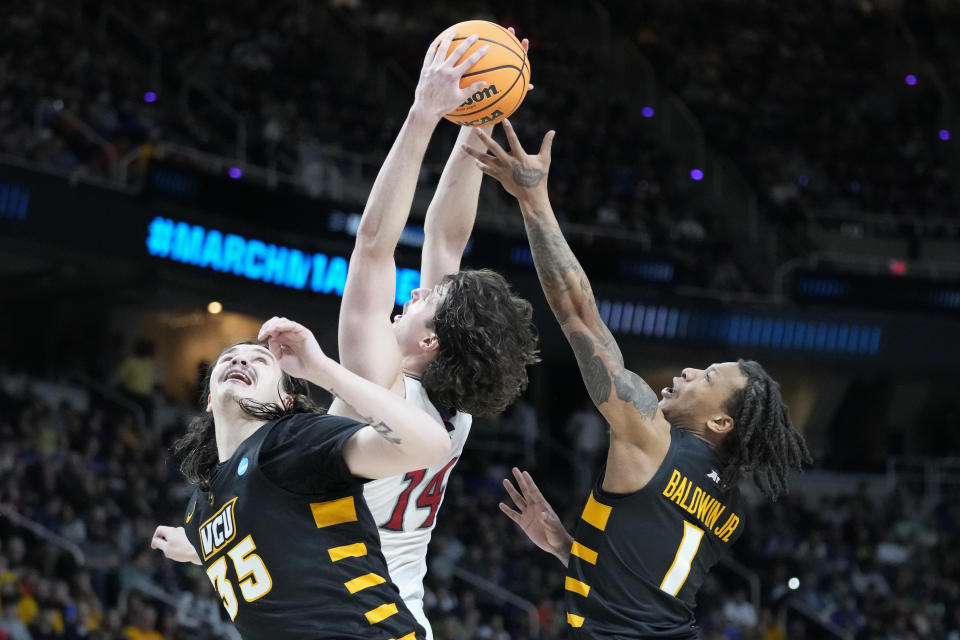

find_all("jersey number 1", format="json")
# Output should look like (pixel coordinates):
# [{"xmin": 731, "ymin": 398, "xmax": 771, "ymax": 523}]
[
  {"xmin": 383, "ymin": 457, "xmax": 459, "ymax": 530},
  {"xmin": 659, "ymin": 521, "xmax": 704, "ymax": 596}
]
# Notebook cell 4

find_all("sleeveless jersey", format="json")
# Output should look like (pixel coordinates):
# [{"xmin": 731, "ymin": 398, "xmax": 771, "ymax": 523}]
[
  {"xmin": 565, "ymin": 427, "xmax": 746, "ymax": 639},
  {"xmin": 183, "ymin": 413, "xmax": 425, "ymax": 640},
  {"xmin": 362, "ymin": 376, "xmax": 472, "ymax": 639}
]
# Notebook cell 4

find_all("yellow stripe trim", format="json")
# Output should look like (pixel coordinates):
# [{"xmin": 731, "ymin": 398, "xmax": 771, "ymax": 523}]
[
  {"xmin": 390, "ymin": 634, "xmax": 417, "ymax": 640},
  {"xmin": 580, "ymin": 492, "xmax": 612, "ymax": 531},
  {"xmin": 344, "ymin": 573, "xmax": 386, "ymax": 595},
  {"xmin": 567, "ymin": 612, "xmax": 585, "ymax": 627},
  {"xmin": 570, "ymin": 541, "xmax": 598, "ymax": 565},
  {"xmin": 328, "ymin": 542, "xmax": 367, "ymax": 562},
  {"xmin": 365, "ymin": 603, "xmax": 399, "ymax": 624},
  {"xmin": 310, "ymin": 496, "xmax": 357, "ymax": 528},
  {"xmin": 565, "ymin": 577, "xmax": 591, "ymax": 597}
]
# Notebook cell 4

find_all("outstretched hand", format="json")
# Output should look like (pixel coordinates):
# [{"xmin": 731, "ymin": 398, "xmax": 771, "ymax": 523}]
[
  {"xmin": 464, "ymin": 120, "xmax": 555, "ymax": 199},
  {"xmin": 414, "ymin": 29, "xmax": 491, "ymax": 120},
  {"xmin": 500, "ymin": 467, "xmax": 572, "ymax": 563}
]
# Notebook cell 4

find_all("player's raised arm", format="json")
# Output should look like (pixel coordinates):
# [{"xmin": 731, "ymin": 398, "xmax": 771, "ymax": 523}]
[
  {"xmin": 419, "ymin": 124, "xmax": 489, "ymax": 289},
  {"xmin": 420, "ymin": 30, "xmax": 531, "ymax": 289},
  {"xmin": 259, "ymin": 318, "xmax": 451, "ymax": 478},
  {"xmin": 335, "ymin": 31, "xmax": 490, "ymax": 397},
  {"xmin": 464, "ymin": 122, "xmax": 671, "ymax": 461}
]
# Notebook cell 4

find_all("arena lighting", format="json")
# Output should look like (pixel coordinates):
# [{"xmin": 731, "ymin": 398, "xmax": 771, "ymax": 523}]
[
  {"xmin": 228, "ymin": 167, "xmax": 243, "ymax": 179},
  {"xmin": 788, "ymin": 577, "xmax": 800, "ymax": 590},
  {"xmin": 145, "ymin": 216, "xmax": 421, "ymax": 305},
  {"xmin": 0, "ymin": 182, "xmax": 30, "ymax": 219},
  {"xmin": 641, "ymin": 106, "xmax": 655, "ymax": 118},
  {"xmin": 143, "ymin": 91, "xmax": 157, "ymax": 103},
  {"xmin": 939, "ymin": 129, "xmax": 951, "ymax": 141},
  {"xmin": 904, "ymin": 74, "xmax": 918, "ymax": 86},
  {"xmin": 689, "ymin": 169, "xmax": 704, "ymax": 181},
  {"xmin": 207, "ymin": 301, "xmax": 223, "ymax": 314},
  {"xmin": 597, "ymin": 299, "xmax": 883, "ymax": 355},
  {"xmin": 889, "ymin": 259, "xmax": 908, "ymax": 276}
]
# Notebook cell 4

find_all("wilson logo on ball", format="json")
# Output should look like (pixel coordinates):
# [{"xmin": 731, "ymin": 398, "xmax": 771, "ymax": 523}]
[
  {"xmin": 460, "ymin": 85, "xmax": 500, "ymax": 107},
  {"xmin": 440, "ymin": 19, "xmax": 531, "ymax": 127}
]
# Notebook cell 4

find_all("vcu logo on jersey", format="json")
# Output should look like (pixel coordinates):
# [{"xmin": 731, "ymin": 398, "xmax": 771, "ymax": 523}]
[{"xmin": 199, "ymin": 497, "xmax": 238, "ymax": 560}]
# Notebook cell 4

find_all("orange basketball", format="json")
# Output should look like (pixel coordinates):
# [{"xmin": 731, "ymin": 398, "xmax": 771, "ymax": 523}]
[{"xmin": 439, "ymin": 20, "xmax": 531, "ymax": 127}]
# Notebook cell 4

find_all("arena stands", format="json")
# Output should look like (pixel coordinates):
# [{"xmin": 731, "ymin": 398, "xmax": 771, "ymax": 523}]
[
  {"xmin": 1, "ymin": 368, "xmax": 959, "ymax": 639},
  {"xmin": 2, "ymin": 2, "xmax": 960, "ymax": 639}
]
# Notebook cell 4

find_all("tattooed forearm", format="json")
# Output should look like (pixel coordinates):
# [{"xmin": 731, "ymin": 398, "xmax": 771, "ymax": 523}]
[
  {"xmin": 512, "ymin": 161, "xmax": 547, "ymax": 187},
  {"xmin": 369, "ymin": 420, "xmax": 402, "ymax": 445},
  {"xmin": 328, "ymin": 388, "xmax": 403, "ymax": 444},
  {"xmin": 613, "ymin": 371, "xmax": 659, "ymax": 419},
  {"xmin": 570, "ymin": 332, "xmax": 657, "ymax": 419},
  {"xmin": 569, "ymin": 332, "xmax": 612, "ymax": 406},
  {"xmin": 525, "ymin": 217, "xmax": 582, "ymax": 296}
]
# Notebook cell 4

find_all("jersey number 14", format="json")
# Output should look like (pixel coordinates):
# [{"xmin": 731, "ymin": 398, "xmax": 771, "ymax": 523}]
[{"xmin": 383, "ymin": 457, "xmax": 459, "ymax": 530}]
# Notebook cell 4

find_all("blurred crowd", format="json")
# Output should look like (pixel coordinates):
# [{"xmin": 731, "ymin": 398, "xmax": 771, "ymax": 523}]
[
  {"xmin": 621, "ymin": 0, "xmax": 960, "ymax": 242},
  {"xmin": 1, "ymin": 368, "xmax": 958, "ymax": 640},
  {"xmin": 2, "ymin": 1, "xmax": 958, "ymax": 264},
  {"xmin": 1, "ymin": 0, "xmax": 775, "ymax": 293}
]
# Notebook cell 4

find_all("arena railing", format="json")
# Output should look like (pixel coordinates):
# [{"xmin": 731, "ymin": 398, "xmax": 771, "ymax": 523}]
[
  {"xmin": 450, "ymin": 565, "xmax": 540, "ymax": 638},
  {"xmin": 67, "ymin": 371, "xmax": 147, "ymax": 431},
  {"xmin": 0, "ymin": 504, "xmax": 86, "ymax": 566},
  {"xmin": 805, "ymin": 207, "xmax": 960, "ymax": 239},
  {"xmin": 777, "ymin": 597, "xmax": 854, "ymax": 640},
  {"xmin": 33, "ymin": 99, "xmax": 113, "ymax": 167},
  {"xmin": 887, "ymin": 456, "xmax": 960, "ymax": 507},
  {"xmin": 179, "ymin": 76, "xmax": 249, "ymax": 163},
  {"xmin": 96, "ymin": 5, "xmax": 163, "ymax": 91},
  {"xmin": 716, "ymin": 555, "xmax": 761, "ymax": 614}
]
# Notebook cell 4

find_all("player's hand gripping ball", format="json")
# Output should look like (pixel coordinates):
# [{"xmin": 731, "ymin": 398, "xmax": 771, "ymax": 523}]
[{"xmin": 439, "ymin": 20, "xmax": 531, "ymax": 127}]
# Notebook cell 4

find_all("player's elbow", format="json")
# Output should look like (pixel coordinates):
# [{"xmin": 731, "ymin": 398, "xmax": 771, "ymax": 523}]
[
  {"xmin": 419, "ymin": 428, "xmax": 452, "ymax": 467},
  {"xmin": 352, "ymin": 230, "xmax": 392, "ymax": 258}
]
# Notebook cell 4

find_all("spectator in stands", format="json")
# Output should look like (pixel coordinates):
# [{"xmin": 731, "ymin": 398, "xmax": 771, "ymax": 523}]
[
  {"xmin": 116, "ymin": 340, "xmax": 162, "ymax": 426},
  {"xmin": 564, "ymin": 399, "xmax": 606, "ymax": 497},
  {"xmin": 0, "ymin": 592, "xmax": 32, "ymax": 640}
]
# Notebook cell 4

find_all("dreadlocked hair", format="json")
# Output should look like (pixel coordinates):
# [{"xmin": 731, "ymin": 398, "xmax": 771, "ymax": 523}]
[
  {"xmin": 718, "ymin": 359, "xmax": 812, "ymax": 501},
  {"xmin": 421, "ymin": 269, "xmax": 540, "ymax": 417},
  {"xmin": 172, "ymin": 341, "xmax": 324, "ymax": 491}
]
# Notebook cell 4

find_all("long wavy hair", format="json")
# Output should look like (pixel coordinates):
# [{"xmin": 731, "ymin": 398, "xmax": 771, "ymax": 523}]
[
  {"xmin": 718, "ymin": 359, "xmax": 812, "ymax": 500},
  {"xmin": 172, "ymin": 341, "xmax": 323, "ymax": 490},
  {"xmin": 421, "ymin": 269, "xmax": 540, "ymax": 417}
]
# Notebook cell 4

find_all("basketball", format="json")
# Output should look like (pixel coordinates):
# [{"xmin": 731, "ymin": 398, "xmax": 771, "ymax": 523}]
[{"xmin": 440, "ymin": 20, "xmax": 531, "ymax": 127}]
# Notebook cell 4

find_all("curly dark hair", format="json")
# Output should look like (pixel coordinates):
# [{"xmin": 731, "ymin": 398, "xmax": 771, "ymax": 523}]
[
  {"xmin": 421, "ymin": 269, "xmax": 540, "ymax": 417},
  {"xmin": 718, "ymin": 359, "xmax": 812, "ymax": 501},
  {"xmin": 172, "ymin": 341, "xmax": 323, "ymax": 490}
]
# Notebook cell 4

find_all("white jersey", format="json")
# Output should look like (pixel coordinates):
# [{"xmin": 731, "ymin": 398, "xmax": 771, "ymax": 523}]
[{"xmin": 363, "ymin": 376, "xmax": 472, "ymax": 639}]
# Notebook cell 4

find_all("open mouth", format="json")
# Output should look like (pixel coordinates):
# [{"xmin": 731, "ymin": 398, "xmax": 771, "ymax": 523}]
[
  {"xmin": 223, "ymin": 369, "xmax": 253, "ymax": 385},
  {"xmin": 662, "ymin": 377, "xmax": 680, "ymax": 399}
]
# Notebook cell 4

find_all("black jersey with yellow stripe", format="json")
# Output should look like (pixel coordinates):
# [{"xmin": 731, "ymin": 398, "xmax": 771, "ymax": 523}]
[
  {"xmin": 183, "ymin": 413, "xmax": 425, "ymax": 640},
  {"xmin": 564, "ymin": 427, "xmax": 745, "ymax": 639}
]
